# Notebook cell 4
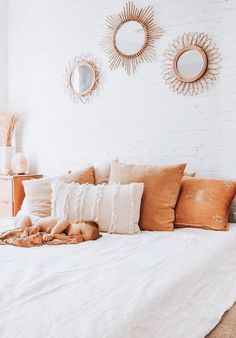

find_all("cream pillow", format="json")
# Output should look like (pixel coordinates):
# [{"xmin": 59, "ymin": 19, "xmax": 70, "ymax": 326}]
[
  {"xmin": 75, "ymin": 159, "xmax": 117, "ymax": 184},
  {"xmin": 93, "ymin": 159, "xmax": 118, "ymax": 184},
  {"xmin": 22, "ymin": 167, "xmax": 95, "ymax": 218},
  {"xmin": 51, "ymin": 180, "xmax": 144, "ymax": 234},
  {"xmin": 68, "ymin": 159, "xmax": 118, "ymax": 185}
]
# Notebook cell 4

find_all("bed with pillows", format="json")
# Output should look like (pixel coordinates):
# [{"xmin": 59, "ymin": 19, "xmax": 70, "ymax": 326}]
[{"xmin": 1, "ymin": 160, "xmax": 236, "ymax": 338}]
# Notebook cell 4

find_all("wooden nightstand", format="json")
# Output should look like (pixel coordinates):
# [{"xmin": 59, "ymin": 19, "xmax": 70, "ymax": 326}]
[{"xmin": 0, "ymin": 174, "xmax": 43, "ymax": 218}]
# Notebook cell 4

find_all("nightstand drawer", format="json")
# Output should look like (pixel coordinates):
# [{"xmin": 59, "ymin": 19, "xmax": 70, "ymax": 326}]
[
  {"xmin": 0, "ymin": 179, "xmax": 13, "ymax": 201},
  {"xmin": 0, "ymin": 201, "xmax": 13, "ymax": 217}
]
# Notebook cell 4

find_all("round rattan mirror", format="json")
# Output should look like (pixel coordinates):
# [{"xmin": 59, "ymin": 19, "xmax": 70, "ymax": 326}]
[
  {"xmin": 101, "ymin": 2, "xmax": 163, "ymax": 75},
  {"xmin": 162, "ymin": 32, "xmax": 221, "ymax": 95},
  {"xmin": 173, "ymin": 46, "xmax": 207, "ymax": 83},
  {"xmin": 65, "ymin": 57, "xmax": 100, "ymax": 104},
  {"xmin": 115, "ymin": 20, "xmax": 147, "ymax": 56},
  {"xmin": 70, "ymin": 62, "xmax": 95, "ymax": 97}
]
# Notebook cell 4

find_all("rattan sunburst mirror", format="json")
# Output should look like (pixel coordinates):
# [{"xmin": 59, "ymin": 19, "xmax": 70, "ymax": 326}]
[
  {"xmin": 162, "ymin": 32, "xmax": 221, "ymax": 95},
  {"xmin": 65, "ymin": 56, "xmax": 100, "ymax": 104},
  {"xmin": 101, "ymin": 2, "xmax": 163, "ymax": 75}
]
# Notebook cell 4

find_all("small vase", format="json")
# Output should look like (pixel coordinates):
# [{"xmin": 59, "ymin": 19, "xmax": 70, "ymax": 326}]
[
  {"xmin": 0, "ymin": 146, "xmax": 14, "ymax": 175},
  {"xmin": 12, "ymin": 152, "xmax": 29, "ymax": 175}
]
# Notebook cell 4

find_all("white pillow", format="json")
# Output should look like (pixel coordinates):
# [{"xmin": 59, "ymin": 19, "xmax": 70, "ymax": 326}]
[
  {"xmin": 23, "ymin": 178, "xmax": 52, "ymax": 217},
  {"xmin": 22, "ymin": 167, "xmax": 95, "ymax": 218},
  {"xmin": 51, "ymin": 181, "xmax": 144, "ymax": 234}
]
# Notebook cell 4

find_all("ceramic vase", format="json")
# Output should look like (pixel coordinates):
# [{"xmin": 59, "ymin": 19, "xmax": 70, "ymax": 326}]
[
  {"xmin": 0, "ymin": 146, "xmax": 14, "ymax": 175},
  {"xmin": 11, "ymin": 152, "xmax": 28, "ymax": 175}
]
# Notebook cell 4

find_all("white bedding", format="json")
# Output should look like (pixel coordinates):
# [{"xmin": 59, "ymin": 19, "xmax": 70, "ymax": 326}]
[{"xmin": 1, "ymin": 219, "xmax": 236, "ymax": 338}]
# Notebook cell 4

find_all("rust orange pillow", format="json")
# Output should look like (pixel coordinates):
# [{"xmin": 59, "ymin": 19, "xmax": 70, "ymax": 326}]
[
  {"xmin": 175, "ymin": 178, "xmax": 236, "ymax": 231},
  {"xmin": 109, "ymin": 162, "xmax": 186, "ymax": 231}
]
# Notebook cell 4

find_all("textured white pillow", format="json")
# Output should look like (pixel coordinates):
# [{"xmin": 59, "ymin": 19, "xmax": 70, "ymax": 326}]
[
  {"xmin": 22, "ymin": 168, "xmax": 95, "ymax": 218},
  {"xmin": 51, "ymin": 181, "xmax": 144, "ymax": 234}
]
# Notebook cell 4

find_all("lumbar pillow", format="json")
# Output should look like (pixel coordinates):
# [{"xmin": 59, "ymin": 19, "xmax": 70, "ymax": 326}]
[
  {"xmin": 175, "ymin": 177, "xmax": 236, "ymax": 231},
  {"xmin": 109, "ymin": 162, "xmax": 186, "ymax": 231},
  {"xmin": 51, "ymin": 180, "xmax": 144, "ymax": 234},
  {"xmin": 22, "ymin": 167, "xmax": 95, "ymax": 218}
]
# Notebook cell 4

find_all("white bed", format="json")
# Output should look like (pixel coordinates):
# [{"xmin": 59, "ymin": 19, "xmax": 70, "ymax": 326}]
[{"xmin": 1, "ymin": 218, "xmax": 236, "ymax": 338}]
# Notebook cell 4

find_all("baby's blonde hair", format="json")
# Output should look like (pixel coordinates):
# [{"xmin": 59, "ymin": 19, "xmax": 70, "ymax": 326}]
[
  {"xmin": 81, "ymin": 220, "xmax": 100, "ymax": 240},
  {"xmin": 83, "ymin": 220, "xmax": 99, "ymax": 229}
]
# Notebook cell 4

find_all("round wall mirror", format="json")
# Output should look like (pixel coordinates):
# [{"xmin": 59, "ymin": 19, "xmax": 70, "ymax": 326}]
[
  {"xmin": 70, "ymin": 62, "xmax": 95, "ymax": 96},
  {"xmin": 162, "ymin": 32, "xmax": 221, "ymax": 95},
  {"xmin": 65, "ymin": 57, "xmax": 100, "ymax": 104},
  {"xmin": 101, "ymin": 2, "xmax": 163, "ymax": 75},
  {"xmin": 115, "ymin": 21, "xmax": 146, "ymax": 56},
  {"xmin": 174, "ymin": 46, "xmax": 207, "ymax": 83}
]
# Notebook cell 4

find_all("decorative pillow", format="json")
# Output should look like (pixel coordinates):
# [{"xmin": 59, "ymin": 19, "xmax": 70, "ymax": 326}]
[
  {"xmin": 109, "ymin": 162, "xmax": 186, "ymax": 231},
  {"xmin": 22, "ymin": 167, "xmax": 95, "ymax": 218},
  {"xmin": 51, "ymin": 181, "xmax": 144, "ymax": 234},
  {"xmin": 93, "ymin": 159, "xmax": 118, "ymax": 184},
  {"xmin": 175, "ymin": 178, "xmax": 236, "ymax": 230}
]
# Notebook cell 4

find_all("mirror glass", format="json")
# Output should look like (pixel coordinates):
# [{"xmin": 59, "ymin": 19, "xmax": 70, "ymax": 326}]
[
  {"xmin": 71, "ymin": 64, "xmax": 94, "ymax": 94},
  {"xmin": 115, "ymin": 20, "xmax": 146, "ymax": 56},
  {"xmin": 177, "ymin": 49, "xmax": 205, "ymax": 79}
]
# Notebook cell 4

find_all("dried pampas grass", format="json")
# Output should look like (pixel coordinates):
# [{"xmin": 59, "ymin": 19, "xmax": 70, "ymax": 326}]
[{"xmin": 0, "ymin": 112, "xmax": 20, "ymax": 146}]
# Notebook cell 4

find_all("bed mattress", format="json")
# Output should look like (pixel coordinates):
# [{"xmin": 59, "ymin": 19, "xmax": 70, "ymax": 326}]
[{"xmin": 1, "ymin": 218, "xmax": 236, "ymax": 338}]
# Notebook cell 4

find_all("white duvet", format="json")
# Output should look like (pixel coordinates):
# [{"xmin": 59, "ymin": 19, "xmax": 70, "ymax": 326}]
[{"xmin": 1, "ymin": 219, "xmax": 236, "ymax": 338}]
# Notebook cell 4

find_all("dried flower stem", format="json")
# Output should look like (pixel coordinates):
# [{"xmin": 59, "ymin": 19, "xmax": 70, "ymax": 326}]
[{"xmin": 0, "ymin": 112, "xmax": 20, "ymax": 146}]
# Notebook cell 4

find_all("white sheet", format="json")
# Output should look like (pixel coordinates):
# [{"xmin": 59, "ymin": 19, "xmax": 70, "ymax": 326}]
[{"xmin": 1, "ymin": 218, "xmax": 236, "ymax": 338}]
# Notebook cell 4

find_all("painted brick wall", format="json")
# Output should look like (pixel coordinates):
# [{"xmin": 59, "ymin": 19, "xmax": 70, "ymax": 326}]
[
  {"xmin": 0, "ymin": 0, "xmax": 7, "ymax": 107},
  {"xmin": 7, "ymin": 0, "xmax": 236, "ymax": 178}
]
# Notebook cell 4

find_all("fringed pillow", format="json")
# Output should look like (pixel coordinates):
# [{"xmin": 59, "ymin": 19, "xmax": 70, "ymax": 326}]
[{"xmin": 51, "ymin": 180, "xmax": 144, "ymax": 235}]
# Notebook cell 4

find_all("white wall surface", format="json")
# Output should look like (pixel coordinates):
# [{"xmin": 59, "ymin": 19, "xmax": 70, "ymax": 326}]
[
  {"xmin": 7, "ymin": 0, "xmax": 236, "ymax": 178},
  {"xmin": 0, "ymin": 0, "xmax": 7, "ymax": 108}
]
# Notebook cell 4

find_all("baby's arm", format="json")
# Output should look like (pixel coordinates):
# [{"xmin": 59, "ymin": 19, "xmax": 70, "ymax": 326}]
[
  {"xmin": 50, "ymin": 219, "xmax": 71, "ymax": 235},
  {"xmin": 33, "ymin": 217, "xmax": 59, "ymax": 233}
]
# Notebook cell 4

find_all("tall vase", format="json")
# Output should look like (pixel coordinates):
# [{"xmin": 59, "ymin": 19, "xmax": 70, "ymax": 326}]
[{"xmin": 0, "ymin": 146, "xmax": 14, "ymax": 175}]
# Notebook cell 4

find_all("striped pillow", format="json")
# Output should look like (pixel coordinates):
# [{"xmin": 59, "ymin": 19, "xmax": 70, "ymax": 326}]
[{"xmin": 51, "ymin": 180, "xmax": 144, "ymax": 234}]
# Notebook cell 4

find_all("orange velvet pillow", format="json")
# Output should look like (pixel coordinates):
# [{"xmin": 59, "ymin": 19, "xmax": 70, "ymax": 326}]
[
  {"xmin": 175, "ymin": 178, "xmax": 236, "ymax": 231},
  {"xmin": 109, "ymin": 162, "xmax": 186, "ymax": 231}
]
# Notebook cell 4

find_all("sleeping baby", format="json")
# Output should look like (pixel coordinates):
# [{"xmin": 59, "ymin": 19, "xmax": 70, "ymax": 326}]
[{"xmin": 0, "ymin": 216, "xmax": 100, "ymax": 247}]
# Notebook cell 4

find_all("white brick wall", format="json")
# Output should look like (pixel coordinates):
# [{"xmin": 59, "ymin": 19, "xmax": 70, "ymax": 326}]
[
  {"xmin": 0, "ymin": 0, "xmax": 7, "ymax": 108},
  {"xmin": 6, "ymin": 0, "xmax": 236, "ymax": 178}
]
